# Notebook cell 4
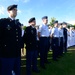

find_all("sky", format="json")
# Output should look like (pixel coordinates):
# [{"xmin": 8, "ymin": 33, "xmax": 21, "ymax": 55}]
[{"xmin": 0, "ymin": 0, "xmax": 75, "ymax": 25}]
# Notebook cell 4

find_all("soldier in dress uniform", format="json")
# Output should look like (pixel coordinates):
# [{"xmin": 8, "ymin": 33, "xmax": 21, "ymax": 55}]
[
  {"xmin": 50, "ymin": 21, "xmax": 59, "ymax": 61},
  {"xmin": 23, "ymin": 17, "xmax": 40, "ymax": 75},
  {"xmin": 72, "ymin": 27, "xmax": 75, "ymax": 45},
  {"xmin": 62, "ymin": 22, "xmax": 68, "ymax": 53},
  {"xmin": 38, "ymin": 16, "xmax": 50, "ymax": 69},
  {"xmin": 69, "ymin": 27, "xmax": 75, "ymax": 46},
  {"xmin": 0, "ymin": 4, "xmax": 23, "ymax": 75},
  {"xmin": 58, "ymin": 23, "xmax": 64, "ymax": 56}
]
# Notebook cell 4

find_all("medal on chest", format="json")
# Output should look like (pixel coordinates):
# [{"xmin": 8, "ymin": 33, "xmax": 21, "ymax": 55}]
[
  {"xmin": 6, "ymin": 25, "xmax": 11, "ymax": 30},
  {"xmin": 31, "ymin": 30, "xmax": 34, "ymax": 34}
]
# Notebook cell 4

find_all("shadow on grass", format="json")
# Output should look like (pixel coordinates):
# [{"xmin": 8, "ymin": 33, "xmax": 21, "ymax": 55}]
[{"xmin": 21, "ymin": 46, "xmax": 75, "ymax": 75}]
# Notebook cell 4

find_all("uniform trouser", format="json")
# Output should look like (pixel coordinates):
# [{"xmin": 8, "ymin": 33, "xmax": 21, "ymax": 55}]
[
  {"xmin": 39, "ymin": 37, "xmax": 50, "ymax": 66},
  {"xmin": 52, "ymin": 37, "xmax": 59, "ymax": 60},
  {"xmin": 26, "ymin": 50, "xmax": 38, "ymax": 75},
  {"xmin": 37, "ymin": 40, "xmax": 40, "ymax": 56},
  {"xmin": 63, "ymin": 39, "xmax": 67, "ymax": 53},
  {"xmin": 0, "ymin": 57, "xmax": 21, "ymax": 75},
  {"xmin": 59, "ymin": 37, "xmax": 63, "ymax": 56},
  {"xmin": 50, "ymin": 38, "xmax": 52, "ymax": 50}
]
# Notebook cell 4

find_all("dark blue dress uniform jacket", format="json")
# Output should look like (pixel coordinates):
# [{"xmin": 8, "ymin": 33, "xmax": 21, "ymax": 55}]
[
  {"xmin": 0, "ymin": 18, "xmax": 23, "ymax": 58},
  {"xmin": 23, "ymin": 26, "xmax": 37, "ymax": 51},
  {"xmin": 63, "ymin": 28, "xmax": 67, "ymax": 40}
]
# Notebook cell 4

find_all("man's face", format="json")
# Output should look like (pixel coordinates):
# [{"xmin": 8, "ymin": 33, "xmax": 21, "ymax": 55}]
[
  {"xmin": 54, "ymin": 23, "xmax": 58, "ymax": 27},
  {"xmin": 59, "ymin": 25, "xmax": 62, "ymax": 28},
  {"xmin": 8, "ymin": 8, "xmax": 17, "ymax": 18},
  {"xmin": 70, "ymin": 27, "xmax": 73, "ymax": 30},
  {"xmin": 31, "ymin": 20, "xmax": 36, "ymax": 26},
  {"xmin": 72, "ymin": 28, "xmax": 74, "ymax": 30},
  {"xmin": 63, "ymin": 24, "xmax": 67, "ymax": 28},
  {"xmin": 42, "ymin": 19, "xmax": 48, "ymax": 24}
]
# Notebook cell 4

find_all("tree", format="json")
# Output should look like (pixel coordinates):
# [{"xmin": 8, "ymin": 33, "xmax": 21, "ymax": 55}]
[
  {"xmin": 49, "ymin": 17, "xmax": 56, "ymax": 27},
  {"xmin": 73, "ymin": 24, "xmax": 75, "ymax": 26},
  {"xmin": 23, "ymin": 26, "xmax": 27, "ymax": 30},
  {"xmin": 73, "ymin": 24, "xmax": 75, "ymax": 29}
]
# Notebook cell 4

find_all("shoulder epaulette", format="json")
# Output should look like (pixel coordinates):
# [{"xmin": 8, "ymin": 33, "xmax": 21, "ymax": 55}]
[
  {"xmin": 0, "ymin": 18, "xmax": 8, "ymax": 21},
  {"xmin": 0, "ymin": 18, "xmax": 10, "ymax": 23},
  {"xmin": 0, "ymin": 18, "xmax": 7, "ymax": 20}
]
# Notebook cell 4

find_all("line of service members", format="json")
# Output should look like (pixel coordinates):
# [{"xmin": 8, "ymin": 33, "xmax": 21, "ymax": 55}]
[{"xmin": 0, "ymin": 4, "xmax": 68, "ymax": 75}]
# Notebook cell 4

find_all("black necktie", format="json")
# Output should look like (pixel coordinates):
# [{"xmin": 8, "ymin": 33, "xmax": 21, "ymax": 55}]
[{"xmin": 12, "ymin": 20, "xmax": 16, "ymax": 24}]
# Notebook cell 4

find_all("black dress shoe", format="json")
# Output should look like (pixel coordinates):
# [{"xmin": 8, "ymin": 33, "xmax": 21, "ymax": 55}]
[{"xmin": 32, "ymin": 69, "xmax": 40, "ymax": 73}]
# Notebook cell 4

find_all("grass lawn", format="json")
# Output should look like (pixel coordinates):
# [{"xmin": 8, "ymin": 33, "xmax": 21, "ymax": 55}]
[{"xmin": 21, "ymin": 46, "xmax": 75, "ymax": 75}]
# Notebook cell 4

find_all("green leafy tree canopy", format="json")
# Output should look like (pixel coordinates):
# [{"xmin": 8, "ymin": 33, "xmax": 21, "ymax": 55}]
[{"xmin": 50, "ymin": 17, "xmax": 56, "ymax": 27}]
